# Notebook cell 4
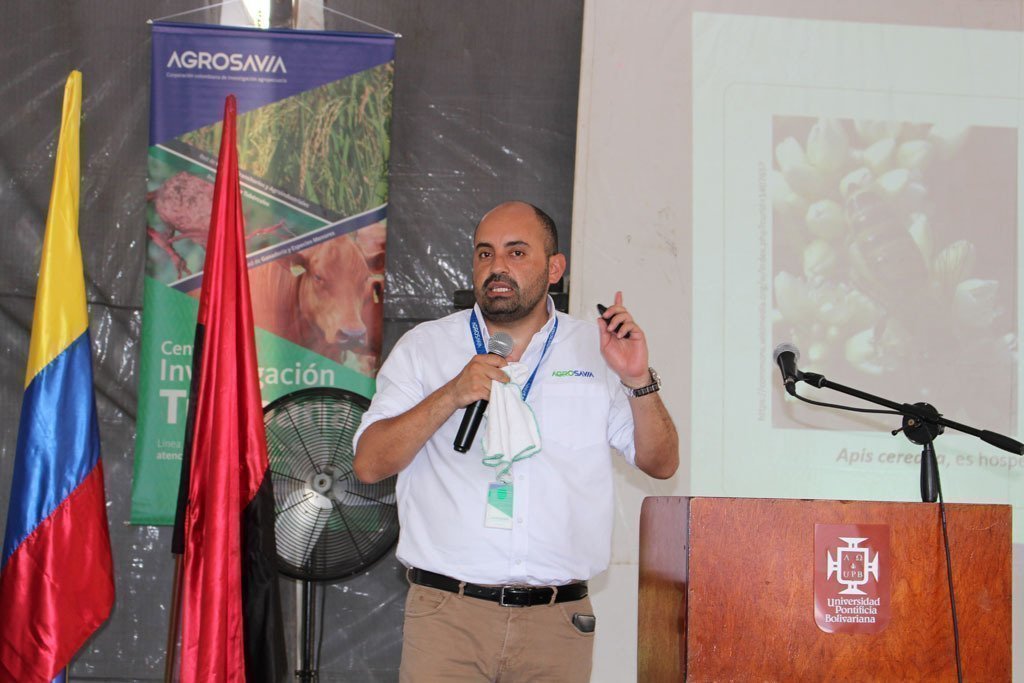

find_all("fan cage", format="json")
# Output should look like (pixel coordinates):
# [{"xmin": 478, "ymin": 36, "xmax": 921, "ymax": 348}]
[{"xmin": 264, "ymin": 387, "xmax": 398, "ymax": 582}]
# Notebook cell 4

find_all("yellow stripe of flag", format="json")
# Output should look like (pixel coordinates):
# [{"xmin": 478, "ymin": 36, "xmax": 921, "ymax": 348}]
[{"xmin": 25, "ymin": 71, "xmax": 88, "ymax": 388}]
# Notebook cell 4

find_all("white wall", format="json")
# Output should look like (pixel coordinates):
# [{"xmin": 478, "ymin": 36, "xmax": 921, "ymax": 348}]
[{"xmin": 571, "ymin": 1, "xmax": 692, "ymax": 680}]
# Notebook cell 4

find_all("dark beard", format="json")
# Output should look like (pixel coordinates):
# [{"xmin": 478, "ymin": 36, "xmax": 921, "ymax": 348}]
[{"xmin": 476, "ymin": 274, "xmax": 547, "ymax": 323}]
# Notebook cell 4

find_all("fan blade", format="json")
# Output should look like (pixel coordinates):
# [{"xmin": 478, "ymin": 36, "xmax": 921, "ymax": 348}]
[{"xmin": 275, "ymin": 488, "xmax": 332, "ymax": 568}]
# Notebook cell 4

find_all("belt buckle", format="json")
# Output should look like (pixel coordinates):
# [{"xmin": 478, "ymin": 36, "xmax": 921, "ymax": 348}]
[{"xmin": 499, "ymin": 586, "xmax": 527, "ymax": 607}]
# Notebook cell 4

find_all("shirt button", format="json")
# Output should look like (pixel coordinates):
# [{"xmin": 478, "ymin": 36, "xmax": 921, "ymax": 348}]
[
  {"xmin": 515, "ymin": 559, "xmax": 522, "ymax": 565},
  {"xmin": 516, "ymin": 517, "xmax": 523, "ymax": 523}
]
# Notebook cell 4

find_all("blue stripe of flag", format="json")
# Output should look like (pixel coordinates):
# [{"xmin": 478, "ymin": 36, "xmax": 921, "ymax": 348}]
[{"xmin": 1, "ymin": 332, "xmax": 100, "ymax": 569}]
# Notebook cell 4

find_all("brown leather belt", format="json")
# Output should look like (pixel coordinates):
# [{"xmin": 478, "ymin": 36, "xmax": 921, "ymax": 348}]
[{"xmin": 408, "ymin": 567, "xmax": 588, "ymax": 607}]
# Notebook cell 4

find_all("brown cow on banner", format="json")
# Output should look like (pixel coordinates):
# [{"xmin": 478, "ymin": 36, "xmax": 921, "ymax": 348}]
[{"xmin": 248, "ymin": 223, "xmax": 386, "ymax": 377}]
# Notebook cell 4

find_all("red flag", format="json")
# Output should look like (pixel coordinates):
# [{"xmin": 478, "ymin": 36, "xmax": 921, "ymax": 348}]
[{"xmin": 177, "ymin": 95, "xmax": 286, "ymax": 683}]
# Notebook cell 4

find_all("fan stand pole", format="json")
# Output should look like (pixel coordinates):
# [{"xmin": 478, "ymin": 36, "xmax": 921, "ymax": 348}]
[{"xmin": 296, "ymin": 579, "xmax": 318, "ymax": 682}]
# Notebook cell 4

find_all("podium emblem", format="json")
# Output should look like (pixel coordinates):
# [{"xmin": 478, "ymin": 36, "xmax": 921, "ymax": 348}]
[
  {"xmin": 814, "ymin": 524, "xmax": 891, "ymax": 634},
  {"xmin": 827, "ymin": 537, "xmax": 879, "ymax": 595}
]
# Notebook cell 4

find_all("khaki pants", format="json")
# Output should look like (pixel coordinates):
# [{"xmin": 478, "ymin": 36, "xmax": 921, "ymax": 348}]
[{"xmin": 399, "ymin": 583, "xmax": 595, "ymax": 682}]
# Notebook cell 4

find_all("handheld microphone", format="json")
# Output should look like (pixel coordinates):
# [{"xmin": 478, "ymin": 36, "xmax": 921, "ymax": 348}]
[
  {"xmin": 453, "ymin": 332, "xmax": 514, "ymax": 453},
  {"xmin": 772, "ymin": 342, "xmax": 802, "ymax": 396}
]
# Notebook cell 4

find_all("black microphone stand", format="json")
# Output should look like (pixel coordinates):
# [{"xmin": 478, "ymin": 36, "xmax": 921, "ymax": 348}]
[
  {"xmin": 794, "ymin": 371, "xmax": 1023, "ymax": 683},
  {"xmin": 800, "ymin": 371, "xmax": 1023, "ymax": 502}
]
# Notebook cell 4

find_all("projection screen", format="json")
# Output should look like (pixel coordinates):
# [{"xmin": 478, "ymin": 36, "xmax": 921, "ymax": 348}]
[{"xmin": 571, "ymin": 2, "xmax": 1021, "ymax": 679}]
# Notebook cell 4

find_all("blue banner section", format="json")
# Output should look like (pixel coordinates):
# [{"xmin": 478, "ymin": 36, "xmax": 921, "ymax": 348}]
[
  {"xmin": 2, "ymin": 333, "xmax": 100, "ymax": 568},
  {"xmin": 150, "ymin": 22, "xmax": 396, "ymax": 144}
]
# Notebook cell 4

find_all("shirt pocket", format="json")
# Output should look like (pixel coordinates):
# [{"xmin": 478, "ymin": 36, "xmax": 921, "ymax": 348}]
[{"xmin": 541, "ymin": 383, "xmax": 609, "ymax": 449}]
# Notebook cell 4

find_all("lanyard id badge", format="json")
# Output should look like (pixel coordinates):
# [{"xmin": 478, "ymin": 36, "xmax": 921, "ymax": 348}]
[
  {"xmin": 469, "ymin": 310, "xmax": 557, "ymax": 401},
  {"xmin": 484, "ymin": 482, "xmax": 514, "ymax": 530},
  {"xmin": 471, "ymin": 308, "xmax": 553, "ymax": 530}
]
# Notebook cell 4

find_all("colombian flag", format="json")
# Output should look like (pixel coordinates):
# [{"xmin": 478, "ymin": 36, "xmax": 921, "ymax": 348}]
[{"xmin": 0, "ymin": 71, "xmax": 115, "ymax": 682}]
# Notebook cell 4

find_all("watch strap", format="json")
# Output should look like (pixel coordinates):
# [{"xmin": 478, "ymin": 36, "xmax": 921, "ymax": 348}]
[{"xmin": 622, "ymin": 367, "xmax": 660, "ymax": 398}]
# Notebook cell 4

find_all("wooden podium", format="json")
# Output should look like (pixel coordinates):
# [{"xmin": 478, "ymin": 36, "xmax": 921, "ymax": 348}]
[{"xmin": 637, "ymin": 497, "xmax": 1012, "ymax": 681}]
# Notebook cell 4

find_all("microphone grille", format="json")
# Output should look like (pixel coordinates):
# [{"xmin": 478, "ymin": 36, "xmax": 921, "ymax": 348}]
[
  {"xmin": 772, "ymin": 342, "xmax": 800, "ymax": 363},
  {"xmin": 488, "ymin": 332, "xmax": 514, "ymax": 358}
]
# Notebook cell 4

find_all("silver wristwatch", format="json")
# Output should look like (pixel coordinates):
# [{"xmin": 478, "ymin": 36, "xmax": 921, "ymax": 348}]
[{"xmin": 622, "ymin": 367, "xmax": 661, "ymax": 398}]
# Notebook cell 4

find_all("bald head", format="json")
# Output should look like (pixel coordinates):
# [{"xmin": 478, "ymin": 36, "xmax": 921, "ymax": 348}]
[{"xmin": 475, "ymin": 201, "xmax": 558, "ymax": 257}]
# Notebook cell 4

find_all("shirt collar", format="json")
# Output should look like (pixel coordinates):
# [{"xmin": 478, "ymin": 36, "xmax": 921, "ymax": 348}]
[{"xmin": 472, "ymin": 295, "xmax": 557, "ymax": 349}]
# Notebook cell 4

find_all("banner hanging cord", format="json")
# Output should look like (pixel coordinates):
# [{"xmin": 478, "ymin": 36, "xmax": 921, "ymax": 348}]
[
  {"xmin": 149, "ymin": 0, "xmax": 241, "ymax": 24},
  {"xmin": 322, "ymin": 5, "xmax": 401, "ymax": 37},
  {"xmin": 148, "ymin": 0, "xmax": 401, "ymax": 36}
]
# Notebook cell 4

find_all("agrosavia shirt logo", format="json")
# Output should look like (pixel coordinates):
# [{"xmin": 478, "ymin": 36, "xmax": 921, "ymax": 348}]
[{"xmin": 551, "ymin": 369, "xmax": 595, "ymax": 378}]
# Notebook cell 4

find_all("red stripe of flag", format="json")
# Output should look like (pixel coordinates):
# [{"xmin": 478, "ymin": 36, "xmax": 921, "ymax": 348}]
[{"xmin": 0, "ymin": 463, "xmax": 113, "ymax": 682}]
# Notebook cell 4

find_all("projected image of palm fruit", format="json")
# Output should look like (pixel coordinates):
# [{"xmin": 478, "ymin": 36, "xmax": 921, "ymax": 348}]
[{"xmin": 771, "ymin": 117, "xmax": 1016, "ymax": 432}]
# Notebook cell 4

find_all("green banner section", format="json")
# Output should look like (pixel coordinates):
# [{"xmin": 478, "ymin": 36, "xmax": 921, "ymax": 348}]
[
  {"xmin": 130, "ymin": 279, "xmax": 199, "ymax": 525},
  {"xmin": 130, "ymin": 279, "xmax": 379, "ymax": 524}
]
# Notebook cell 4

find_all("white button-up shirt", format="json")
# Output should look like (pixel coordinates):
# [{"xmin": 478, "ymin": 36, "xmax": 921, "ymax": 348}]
[{"xmin": 354, "ymin": 300, "xmax": 636, "ymax": 585}]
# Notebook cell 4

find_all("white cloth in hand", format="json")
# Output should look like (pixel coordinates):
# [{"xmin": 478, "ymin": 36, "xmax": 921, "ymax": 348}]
[{"xmin": 481, "ymin": 362, "xmax": 542, "ymax": 481}]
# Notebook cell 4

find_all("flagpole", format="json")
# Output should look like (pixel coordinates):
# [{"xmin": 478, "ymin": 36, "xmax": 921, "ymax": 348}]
[{"xmin": 163, "ymin": 555, "xmax": 184, "ymax": 683}]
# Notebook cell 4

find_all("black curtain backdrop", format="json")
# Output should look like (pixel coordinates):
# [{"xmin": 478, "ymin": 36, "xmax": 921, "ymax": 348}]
[{"xmin": 0, "ymin": 1, "xmax": 583, "ymax": 679}]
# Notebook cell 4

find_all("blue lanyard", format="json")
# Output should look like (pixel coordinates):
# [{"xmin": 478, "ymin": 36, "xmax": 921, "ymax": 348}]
[{"xmin": 469, "ymin": 310, "xmax": 557, "ymax": 401}]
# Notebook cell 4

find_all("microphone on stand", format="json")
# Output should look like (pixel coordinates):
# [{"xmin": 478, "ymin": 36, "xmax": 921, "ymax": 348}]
[
  {"xmin": 772, "ymin": 343, "xmax": 803, "ymax": 396},
  {"xmin": 453, "ymin": 332, "xmax": 514, "ymax": 453}
]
